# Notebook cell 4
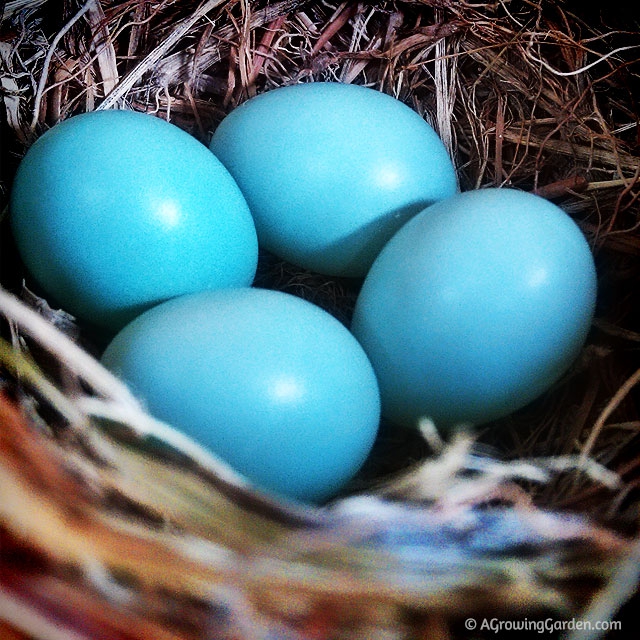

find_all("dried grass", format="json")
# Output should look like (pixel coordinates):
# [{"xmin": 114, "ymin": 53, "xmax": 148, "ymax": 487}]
[{"xmin": 1, "ymin": 1, "xmax": 640, "ymax": 638}]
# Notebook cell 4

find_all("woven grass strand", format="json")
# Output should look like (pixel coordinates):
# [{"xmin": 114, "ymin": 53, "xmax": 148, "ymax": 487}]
[
  {"xmin": 0, "ymin": 287, "xmax": 139, "ymax": 408},
  {"xmin": 96, "ymin": 0, "xmax": 228, "ymax": 110},
  {"xmin": 29, "ymin": 0, "xmax": 95, "ymax": 132}
]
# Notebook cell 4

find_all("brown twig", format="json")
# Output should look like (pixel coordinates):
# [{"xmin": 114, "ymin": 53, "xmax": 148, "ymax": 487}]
[
  {"xmin": 247, "ymin": 15, "xmax": 287, "ymax": 86},
  {"xmin": 311, "ymin": 3, "xmax": 358, "ymax": 56}
]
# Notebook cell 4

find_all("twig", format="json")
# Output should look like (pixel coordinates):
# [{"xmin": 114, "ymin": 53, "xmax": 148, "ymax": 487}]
[
  {"xmin": 29, "ymin": 0, "xmax": 95, "ymax": 133},
  {"xmin": 311, "ymin": 3, "xmax": 357, "ymax": 56},
  {"xmin": 434, "ymin": 8, "xmax": 456, "ymax": 162},
  {"xmin": 533, "ymin": 175, "xmax": 589, "ymax": 198},
  {"xmin": 527, "ymin": 41, "xmax": 640, "ymax": 78},
  {"xmin": 494, "ymin": 92, "xmax": 504, "ymax": 184},
  {"xmin": 85, "ymin": 0, "xmax": 119, "ymax": 94},
  {"xmin": 580, "ymin": 367, "xmax": 640, "ymax": 463},
  {"xmin": 97, "ymin": 0, "xmax": 227, "ymax": 110},
  {"xmin": 247, "ymin": 15, "xmax": 287, "ymax": 86},
  {"xmin": 587, "ymin": 178, "xmax": 640, "ymax": 191},
  {"xmin": 2, "ymin": 0, "xmax": 48, "ymax": 21}
]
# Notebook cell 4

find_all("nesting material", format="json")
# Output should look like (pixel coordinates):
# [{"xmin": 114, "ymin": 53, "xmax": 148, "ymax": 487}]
[{"xmin": 1, "ymin": 1, "xmax": 639, "ymax": 638}]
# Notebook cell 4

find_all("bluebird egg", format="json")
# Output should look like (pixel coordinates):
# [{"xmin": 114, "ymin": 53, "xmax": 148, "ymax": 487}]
[
  {"xmin": 10, "ymin": 110, "xmax": 258, "ymax": 331},
  {"xmin": 209, "ymin": 82, "xmax": 458, "ymax": 277},
  {"xmin": 351, "ymin": 188, "xmax": 598, "ymax": 428},
  {"xmin": 101, "ymin": 288, "xmax": 380, "ymax": 503}
]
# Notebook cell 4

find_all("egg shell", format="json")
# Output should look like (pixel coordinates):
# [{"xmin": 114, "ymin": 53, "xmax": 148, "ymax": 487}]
[
  {"xmin": 351, "ymin": 188, "xmax": 598, "ymax": 428},
  {"xmin": 10, "ymin": 110, "xmax": 258, "ymax": 331},
  {"xmin": 209, "ymin": 82, "xmax": 458, "ymax": 277},
  {"xmin": 101, "ymin": 288, "xmax": 380, "ymax": 503}
]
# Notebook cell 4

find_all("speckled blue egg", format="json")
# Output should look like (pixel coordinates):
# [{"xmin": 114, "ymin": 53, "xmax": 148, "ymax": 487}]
[
  {"xmin": 209, "ymin": 82, "xmax": 458, "ymax": 277},
  {"xmin": 351, "ymin": 188, "xmax": 597, "ymax": 428},
  {"xmin": 10, "ymin": 110, "xmax": 258, "ymax": 331},
  {"xmin": 101, "ymin": 288, "xmax": 380, "ymax": 503}
]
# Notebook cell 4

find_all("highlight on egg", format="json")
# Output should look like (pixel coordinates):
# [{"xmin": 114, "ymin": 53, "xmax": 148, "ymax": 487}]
[
  {"xmin": 10, "ymin": 109, "xmax": 259, "ymax": 332},
  {"xmin": 351, "ymin": 188, "xmax": 598, "ymax": 429},
  {"xmin": 210, "ymin": 81, "xmax": 458, "ymax": 277},
  {"xmin": 101, "ymin": 287, "xmax": 381, "ymax": 503}
]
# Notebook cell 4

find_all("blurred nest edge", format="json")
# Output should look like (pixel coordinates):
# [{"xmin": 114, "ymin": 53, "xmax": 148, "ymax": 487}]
[{"xmin": 1, "ymin": 1, "xmax": 640, "ymax": 639}]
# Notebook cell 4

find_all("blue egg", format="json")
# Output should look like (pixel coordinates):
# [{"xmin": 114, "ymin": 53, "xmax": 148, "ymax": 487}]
[
  {"xmin": 101, "ymin": 288, "xmax": 380, "ymax": 503},
  {"xmin": 10, "ymin": 110, "xmax": 258, "ymax": 331},
  {"xmin": 351, "ymin": 188, "xmax": 597, "ymax": 428},
  {"xmin": 209, "ymin": 82, "xmax": 458, "ymax": 277}
]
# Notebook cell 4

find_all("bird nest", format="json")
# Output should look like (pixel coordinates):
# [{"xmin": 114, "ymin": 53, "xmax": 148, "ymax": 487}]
[{"xmin": 1, "ymin": 1, "xmax": 639, "ymax": 638}]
